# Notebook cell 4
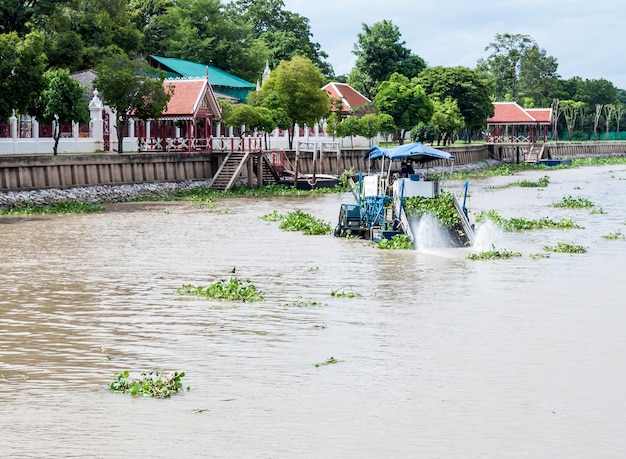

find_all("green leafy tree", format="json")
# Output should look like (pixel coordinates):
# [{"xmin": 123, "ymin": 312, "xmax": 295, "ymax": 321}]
[
  {"xmin": 222, "ymin": 103, "xmax": 276, "ymax": 142},
  {"xmin": 410, "ymin": 122, "xmax": 438, "ymax": 144},
  {"xmin": 358, "ymin": 113, "xmax": 380, "ymax": 146},
  {"xmin": 430, "ymin": 97, "xmax": 464, "ymax": 146},
  {"xmin": 374, "ymin": 73, "xmax": 433, "ymax": 144},
  {"xmin": 338, "ymin": 116, "xmax": 361, "ymax": 148},
  {"xmin": 416, "ymin": 66, "xmax": 493, "ymax": 141},
  {"xmin": 0, "ymin": 0, "xmax": 71, "ymax": 35},
  {"xmin": 478, "ymin": 33, "xmax": 534, "ymax": 101},
  {"xmin": 148, "ymin": 0, "xmax": 267, "ymax": 83},
  {"xmin": 34, "ymin": 68, "xmax": 89, "ymax": 155},
  {"xmin": 94, "ymin": 55, "xmax": 171, "ymax": 153},
  {"xmin": 0, "ymin": 31, "xmax": 47, "ymax": 120},
  {"xmin": 63, "ymin": 0, "xmax": 143, "ymax": 69},
  {"xmin": 517, "ymin": 44, "xmax": 562, "ymax": 107},
  {"xmin": 230, "ymin": 0, "xmax": 333, "ymax": 80},
  {"xmin": 560, "ymin": 100, "xmax": 585, "ymax": 141},
  {"xmin": 324, "ymin": 112, "xmax": 341, "ymax": 140},
  {"xmin": 348, "ymin": 20, "xmax": 426, "ymax": 99},
  {"xmin": 254, "ymin": 55, "xmax": 329, "ymax": 149},
  {"xmin": 377, "ymin": 113, "xmax": 396, "ymax": 144}
]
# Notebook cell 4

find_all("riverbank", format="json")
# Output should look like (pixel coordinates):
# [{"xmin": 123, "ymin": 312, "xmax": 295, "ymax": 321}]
[
  {"xmin": 1, "ymin": 152, "xmax": 625, "ymax": 209},
  {"xmin": 0, "ymin": 180, "xmax": 213, "ymax": 208}
]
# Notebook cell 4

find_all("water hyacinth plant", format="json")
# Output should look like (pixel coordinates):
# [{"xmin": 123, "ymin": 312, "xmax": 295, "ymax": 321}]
[
  {"xmin": 402, "ymin": 191, "xmax": 461, "ymax": 228},
  {"xmin": 109, "ymin": 370, "xmax": 188, "ymax": 398},
  {"xmin": 176, "ymin": 277, "xmax": 265, "ymax": 302},
  {"xmin": 551, "ymin": 196, "xmax": 595, "ymax": 208},
  {"xmin": 543, "ymin": 241, "xmax": 587, "ymax": 253},
  {"xmin": 278, "ymin": 210, "xmax": 331, "ymax": 235},
  {"xmin": 0, "ymin": 200, "xmax": 104, "ymax": 215},
  {"xmin": 466, "ymin": 246, "xmax": 522, "ymax": 260},
  {"xmin": 377, "ymin": 234, "xmax": 414, "ymax": 250},
  {"xmin": 476, "ymin": 210, "xmax": 581, "ymax": 231}
]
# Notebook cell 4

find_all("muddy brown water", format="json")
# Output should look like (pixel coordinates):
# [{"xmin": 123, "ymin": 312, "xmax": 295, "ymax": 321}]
[{"xmin": 1, "ymin": 165, "xmax": 626, "ymax": 458}]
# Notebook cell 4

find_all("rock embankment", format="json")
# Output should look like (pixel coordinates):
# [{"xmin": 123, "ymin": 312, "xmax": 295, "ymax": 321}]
[{"xmin": 0, "ymin": 180, "xmax": 213, "ymax": 208}]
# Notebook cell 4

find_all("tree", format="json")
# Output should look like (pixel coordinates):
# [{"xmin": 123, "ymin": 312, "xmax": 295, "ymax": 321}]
[
  {"xmin": 358, "ymin": 113, "xmax": 380, "ymax": 146},
  {"xmin": 148, "ymin": 0, "xmax": 267, "ymax": 83},
  {"xmin": 94, "ymin": 54, "xmax": 171, "ymax": 153},
  {"xmin": 254, "ymin": 56, "xmax": 329, "ymax": 149},
  {"xmin": 517, "ymin": 44, "xmax": 561, "ymax": 107},
  {"xmin": 410, "ymin": 122, "xmax": 438, "ymax": 144},
  {"xmin": 348, "ymin": 20, "xmax": 426, "ymax": 99},
  {"xmin": 230, "ymin": 0, "xmax": 333, "ymax": 80},
  {"xmin": 63, "ymin": 0, "xmax": 143, "ymax": 69},
  {"xmin": 0, "ymin": 0, "xmax": 71, "ymax": 35},
  {"xmin": 338, "ymin": 116, "xmax": 361, "ymax": 148},
  {"xmin": 478, "ymin": 33, "xmax": 534, "ymax": 101},
  {"xmin": 374, "ymin": 73, "xmax": 434, "ymax": 143},
  {"xmin": 324, "ymin": 112, "xmax": 341, "ymax": 140},
  {"xmin": 0, "ymin": 31, "xmax": 48, "ymax": 120},
  {"xmin": 416, "ymin": 66, "xmax": 493, "ymax": 141},
  {"xmin": 377, "ymin": 113, "xmax": 396, "ymax": 144},
  {"xmin": 556, "ymin": 100, "xmax": 585, "ymax": 142},
  {"xmin": 34, "ymin": 68, "xmax": 89, "ymax": 155},
  {"xmin": 603, "ymin": 104, "xmax": 615, "ymax": 140},
  {"xmin": 429, "ymin": 97, "xmax": 464, "ymax": 146}
]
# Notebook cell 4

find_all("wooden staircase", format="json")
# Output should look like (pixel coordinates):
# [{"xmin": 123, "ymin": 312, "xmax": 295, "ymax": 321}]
[
  {"xmin": 260, "ymin": 154, "xmax": 282, "ymax": 185},
  {"xmin": 524, "ymin": 143, "xmax": 545, "ymax": 163},
  {"xmin": 210, "ymin": 151, "xmax": 249, "ymax": 191}
]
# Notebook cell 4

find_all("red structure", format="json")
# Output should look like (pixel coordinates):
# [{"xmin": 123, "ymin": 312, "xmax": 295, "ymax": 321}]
[
  {"xmin": 486, "ymin": 102, "xmax": 552, "ymax": 143},
  {"xmin": 136, "ymin": 77, "xmax": 223, "ymax": 152}
]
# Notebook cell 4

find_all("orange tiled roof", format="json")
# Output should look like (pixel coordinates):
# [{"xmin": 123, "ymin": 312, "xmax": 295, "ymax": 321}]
[
  {"xmin": 322, "ymin": 82, "xmax": 370, "ymax": 111},
  {"xmin": 526, "ymin": 108, "xmax": 553, "ymax": 124},
  {"xmin": 161, "ymin": 78, "xmax": 221, "ymax": 119},
  {"xmin": 488, "ymin": 102, "xmax": 551, "ymax": 125}
]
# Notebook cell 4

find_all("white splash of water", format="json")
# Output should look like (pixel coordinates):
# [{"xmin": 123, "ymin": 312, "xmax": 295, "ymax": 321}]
[
  {"xmin": 410, "ymin": 214, "xmax": 454, "ymax": 252},
  {"xmin": 472, "ymin": 220, "xmax": 505, "ymax": 251}
]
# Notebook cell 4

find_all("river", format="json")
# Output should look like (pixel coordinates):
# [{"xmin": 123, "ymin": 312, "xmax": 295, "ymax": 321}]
[{"xmin": 1, "ymin": 164, "xmax": 625, "ymax": 458}]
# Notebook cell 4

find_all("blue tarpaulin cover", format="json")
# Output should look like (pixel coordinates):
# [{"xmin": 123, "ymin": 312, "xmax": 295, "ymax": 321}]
[{"xmin": 367, "ymin": 142, "xmax": 454, "ymax": 163}]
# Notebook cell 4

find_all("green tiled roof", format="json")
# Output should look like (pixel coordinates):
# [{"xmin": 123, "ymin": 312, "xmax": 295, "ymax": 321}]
[{"xmin": 149, "ymin": 55, "xmax": 255, "ymax": 89}]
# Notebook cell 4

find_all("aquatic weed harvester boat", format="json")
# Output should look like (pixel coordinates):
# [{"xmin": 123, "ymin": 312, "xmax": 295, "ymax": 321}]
[{"xmin": 333, "ymin": 142, "xmax": 475, "ymax": 247}]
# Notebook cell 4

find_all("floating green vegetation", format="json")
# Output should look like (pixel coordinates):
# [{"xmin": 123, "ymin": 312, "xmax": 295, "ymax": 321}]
[
  {"xmin": 279, "ymin": 210, "xmax": 331, "ymax": 235},
  {"xmin": 314, "ymin": 356, "xmax": 340, "ymax": 367},
  {"xmin": 466, "ymin": 246, "xmax": 522, "ymax": 260},
  {"xmin": 377, "ymin": 234, "xmax": 414, "ymax": 250},
  {"xmin": 543, "ymin": 241, "xmax": 587, "ymax": 253},
  {"xmin": 449, "ymin": 162, "xmax": 551, "ymax": 180},
  {"xmin": 109, "ymin": 370, "xmax": 188, "ymax": 398},
  {"xmin": 551, "ymin": 195, "xmax": 595, "ymax": 208},
  {"xmin": 337, "ymin": 168, "xmax": 356, "ymax": 191},
  {"xmin": 530, "ymin": 253, "xmax": 551, "ymax": 259},
  {"xmin": 260, "ymin": 210, "xmax": 284, "ymax": 221},
  {"xmin": 403, "ymin": 191, "xmax": 460, "ymax": 228},
  {"xmin": 176, "ymin": 277, "xmax": 265, "ymax": 302},
  {"xmin": 330, "ymin": 287, "xmax": 361, "ymax": 298},
  {"xmin": 476, "ymin": 209, "xmax": 581, "ymax": 231},
  {"xmin": 590, "ymin": 207, "xmax": 607, "ymax": 215},
  {"xmin": 602, "ymin": 230, "xmax": 625, "ymax": 240},
  {"xmin": 518, "ymin": 175, "xmax": 550, "ymax": 187},
  {"xmin": 282, "ymin": 297, "xmax": 328, "ymax": 307},
  {"xmin": 0, "ymin": 200, "xmax": 105, "ymax": 215},
  {"xmin": 572, "ymin": 156, "xmax": 626, "ymax": 167}
]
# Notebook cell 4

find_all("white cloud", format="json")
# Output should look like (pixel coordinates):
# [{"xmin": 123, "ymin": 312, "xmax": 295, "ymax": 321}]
[{"xmin": 282, "ymin": 0, "xmax": 626, "ymax": 89}]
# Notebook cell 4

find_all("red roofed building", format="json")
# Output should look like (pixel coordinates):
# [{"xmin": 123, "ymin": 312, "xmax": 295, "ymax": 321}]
[
  {"xmin": 322, "ymin": 82, "xmax": 371, "ymax": 115},
  {"xmin": 486, "ymin": 102, "xmax": 553, "ymax": 143},
  {"xmin": 136, "ymin": 77, "xmax": 225, "ymax": 152}
]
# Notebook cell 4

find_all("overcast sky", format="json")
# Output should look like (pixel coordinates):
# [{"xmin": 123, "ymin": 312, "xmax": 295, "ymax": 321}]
[{"xmin": 282, "ymin": 0, "xmax": 626, "ymax": 91}]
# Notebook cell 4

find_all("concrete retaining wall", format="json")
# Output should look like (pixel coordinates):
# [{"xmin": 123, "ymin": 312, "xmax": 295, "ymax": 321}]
[
  {"xmin": 0, "ymin": 153, "xmax": 219, "ymax": 191},
  {"xmin": 1, "ymin": 141, "xmax": 625, "ymax": 191}
]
